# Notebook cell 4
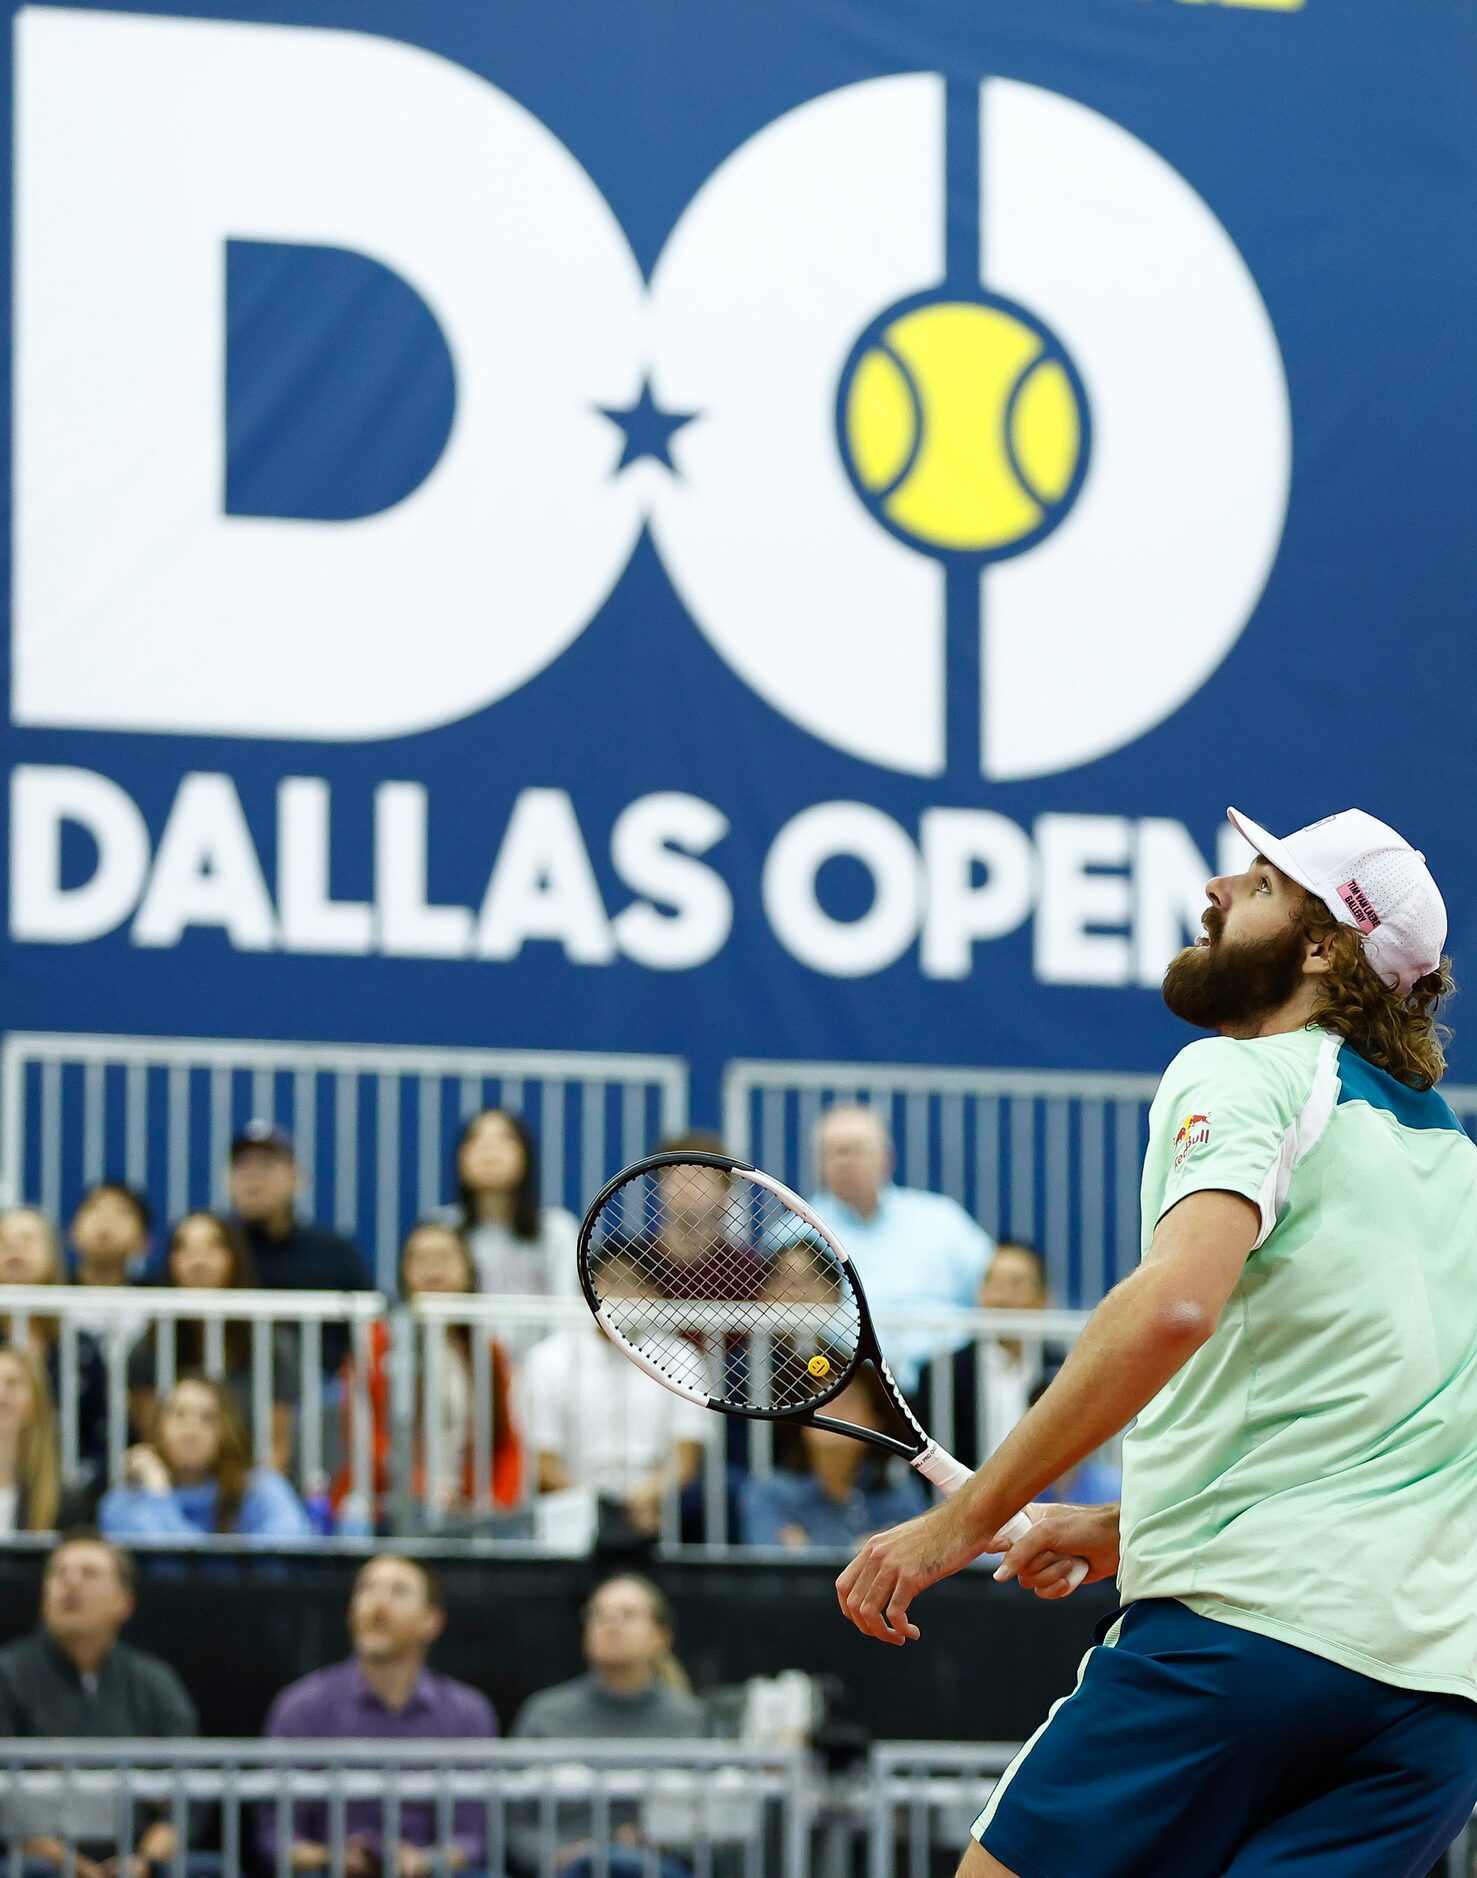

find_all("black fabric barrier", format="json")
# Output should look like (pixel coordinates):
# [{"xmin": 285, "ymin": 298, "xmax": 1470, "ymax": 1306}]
[{"xmin": 0, "ymin": 1548, "xmax": 1117, "ymax": 1743}]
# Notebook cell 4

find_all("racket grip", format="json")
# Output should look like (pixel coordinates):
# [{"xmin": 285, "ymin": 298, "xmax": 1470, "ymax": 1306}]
[
  {"xmin": 912, "ymin": 1446, "xmax": 1091, "ymax": 1591},
  {"xmin": 912, "ymin": 1441, "xmax": 975, "ymax": 1495}
]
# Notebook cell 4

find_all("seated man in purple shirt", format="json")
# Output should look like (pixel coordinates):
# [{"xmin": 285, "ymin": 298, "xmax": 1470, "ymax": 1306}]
[{"xmin": 260, "ymin": 1554, "xmax": 497, "ymax": 1873}]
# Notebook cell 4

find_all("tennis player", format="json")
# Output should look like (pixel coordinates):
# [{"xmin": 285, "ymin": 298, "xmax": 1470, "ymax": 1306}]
[{"xmin": 837, "ymin": 806, "xmax": 1477, "ymax": 1878}]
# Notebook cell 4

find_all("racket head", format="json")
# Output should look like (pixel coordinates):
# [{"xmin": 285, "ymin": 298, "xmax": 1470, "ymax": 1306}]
[{"xmin": 577, "ymin": 1150, "xmax": 877, "ymax": 1422}]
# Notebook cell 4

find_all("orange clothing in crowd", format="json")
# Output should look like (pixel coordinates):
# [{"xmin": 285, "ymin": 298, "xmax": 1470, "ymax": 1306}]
[{"xmin": 338, "ymin": 1319, "xmax": 523, "ymax": 1513}]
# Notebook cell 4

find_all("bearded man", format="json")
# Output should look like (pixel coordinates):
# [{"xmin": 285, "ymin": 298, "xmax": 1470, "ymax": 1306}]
[{"xmin": 837, "ymin": 807, "xmax": 1477, "ymax": 1878}]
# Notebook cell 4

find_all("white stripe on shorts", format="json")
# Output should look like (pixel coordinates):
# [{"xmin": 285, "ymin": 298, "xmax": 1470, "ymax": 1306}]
[{"xmin": 971, "ymin": 1610, "xmax": 1128, "ymax": 1843}]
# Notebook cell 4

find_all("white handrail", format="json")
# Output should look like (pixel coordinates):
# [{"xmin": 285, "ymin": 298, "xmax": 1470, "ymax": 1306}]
[{"xmin": 0, "ymin": 1285, "xmax": 387, "ymax": 1320}]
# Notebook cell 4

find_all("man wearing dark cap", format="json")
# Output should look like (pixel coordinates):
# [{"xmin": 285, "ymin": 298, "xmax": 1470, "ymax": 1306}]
[{"xmin": 229, "ymin": 1121, "xmax": 370, "ymax": 1368}]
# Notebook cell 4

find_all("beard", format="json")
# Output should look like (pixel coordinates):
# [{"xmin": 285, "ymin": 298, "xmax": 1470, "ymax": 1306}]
[{"xmin": 1162, "ymin": 908, "xmax": 1308, "ymax": 1031}]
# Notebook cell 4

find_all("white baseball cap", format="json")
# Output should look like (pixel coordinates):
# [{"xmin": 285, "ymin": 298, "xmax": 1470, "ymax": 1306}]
[{"xmin": 1225, "ymin": 807, "xmax": 1447, "ymax": 994}]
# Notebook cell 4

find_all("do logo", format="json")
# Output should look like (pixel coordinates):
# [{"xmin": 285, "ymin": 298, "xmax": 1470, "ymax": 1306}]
[{"xmin": 13, "ymin": 13, "xmax": 1290, "ymax": 780}]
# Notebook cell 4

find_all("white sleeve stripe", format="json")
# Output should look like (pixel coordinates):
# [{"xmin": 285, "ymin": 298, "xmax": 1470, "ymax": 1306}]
[{"xmin": 1255, "ymin": 1032, "xmax": 1342, "ymax": 1250}]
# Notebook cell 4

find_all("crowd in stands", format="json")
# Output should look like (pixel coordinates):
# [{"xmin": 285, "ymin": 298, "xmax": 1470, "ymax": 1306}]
[
  {"xmin": 0, "ymin": 1102, "xmax": 1117, "ymax": 1554},
  {"xmin": 0, "ymin": 1530, "xmax": 707, "ymax": 1875},
  {"xmin": 0, "ymin": 1102, "xmax": 1128, "ymax": 1873}
]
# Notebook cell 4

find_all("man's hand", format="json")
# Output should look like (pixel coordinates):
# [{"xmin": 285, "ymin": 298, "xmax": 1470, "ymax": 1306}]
[
  {"xmin": 25, "ymin": 1840, "xmax": 105, "ymax": 1878},
  {"xmin": 291, "ymin": 1841, "xmax": 374, "ymax": 1875},
  {"xmin": 992, "ymin": 1503, "xmax": 1120, "ymax": 1599},
  {"xmin": 118, "ymin": 1820, "xmax": 178, "ymax": 1874},
  {"xmin": 835, "ymin": 1501, "xmax": 986, "ymax": 1645}
]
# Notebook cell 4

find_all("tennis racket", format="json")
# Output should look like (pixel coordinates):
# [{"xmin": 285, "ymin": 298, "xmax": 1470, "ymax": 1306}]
[{"xmin": 577, "ymin": 1149, "xmax": 1087, "ymax": 1586}]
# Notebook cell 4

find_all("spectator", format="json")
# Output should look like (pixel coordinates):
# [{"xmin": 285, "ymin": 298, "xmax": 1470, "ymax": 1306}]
[
  {"xmin": 67, "ymin": 1182, "xmax": 154, "ymax": 1361},
  {"xmin": 127, "ymin": 1211, "xmax": 298, "ymax": 1472},
  {"xmin": 0, "ymin": 1206, "xmax": 110, "ymax": 1497},
  {"xmin": 522, "ymin": 1250, "xmax": 709, "ymax": 1541},
  {"xmin": 260, "ymin": 1553, "xmax": 497, "ymax": 1873},
  {"xmin": 452, "ymin": 1108, "xmax": 579, "ymax": 1297},
  {"xmin": 98, "ymin": 1375, "xmax": 312, "ymax": 1543},
  {"xmin": 0, "ymin": 1531, "xmax": 199, "ymax": 1872},
  {"xmin": 911, "ymin": 1240, "xmax": 1062, "ymax": 1471},
  {"xmin": 0, "ymin": 1347, "xmax": 80, "ymax": 1533},
  {"xmin": 512, "ymin": 1574, "xmax": 703, "ymax": 1878},
  {"xmin": 808, "ymin": 1106, "xmax": 991, "ymax": 1391},
  {"xmin": 647, "ymin": 1134, "xmax": 766, "ymax": 1301},
  {"xmin": 228, "ymin": 1121, "xmax": 370, "ymax": 1369},
  {"xmin": 342, "ymin": 1220, "xmax": 523, "ymax": 1523},
  {"xmin": 516, "ymin": 1574, "xmax": 703, "ymax": 1736},
  {"xmin": 739, "ymin": 1367, "xmax": 927, "ymax": 1549},
  {"xmin": 750, "ymin": 1242, "xmax": 847, "ymax": 1410}
]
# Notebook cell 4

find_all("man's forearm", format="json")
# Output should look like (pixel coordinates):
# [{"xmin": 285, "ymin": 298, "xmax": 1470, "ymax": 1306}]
[{"xmin": 943, "ymin": 1261, "xmax": 1213, "ymax": 1545}]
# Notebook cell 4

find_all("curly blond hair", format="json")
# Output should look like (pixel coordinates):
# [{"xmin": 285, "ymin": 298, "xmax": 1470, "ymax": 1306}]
[{"xmin": 1300, "ymin": 895, "xmax": 1455, "ymax": 1090}]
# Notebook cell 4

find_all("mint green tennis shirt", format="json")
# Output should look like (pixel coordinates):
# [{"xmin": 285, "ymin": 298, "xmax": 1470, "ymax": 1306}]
[{"xmin": 1119, "ymin": 1025, "xmax": 1477, "ymax": 1701}]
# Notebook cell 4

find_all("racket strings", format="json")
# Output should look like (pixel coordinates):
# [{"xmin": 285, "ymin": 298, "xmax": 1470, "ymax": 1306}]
[{"xmin": 584, "ymin": 1163, "xmax": 862, "ymax": 1411}]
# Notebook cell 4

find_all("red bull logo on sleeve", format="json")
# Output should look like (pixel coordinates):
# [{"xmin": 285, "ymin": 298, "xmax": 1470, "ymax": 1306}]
[{"xmin": 1174, "ymin": 1112, "xmax": 1212, "ymax": 1169}]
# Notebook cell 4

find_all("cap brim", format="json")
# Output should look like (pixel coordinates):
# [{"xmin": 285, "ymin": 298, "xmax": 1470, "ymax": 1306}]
[{"xmin": 1225, "ymin": 807, "xmax": 1324, "ymax": 903}]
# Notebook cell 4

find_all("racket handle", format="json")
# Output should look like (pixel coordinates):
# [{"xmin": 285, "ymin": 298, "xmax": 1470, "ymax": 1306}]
[
  {"xmin": 912, "ymin": 1441, "xmax": 975, "ymax": 1495},
  {"xmin": 912, "ymin": 1445, "xmax": 1091, "ymax": 1591}
]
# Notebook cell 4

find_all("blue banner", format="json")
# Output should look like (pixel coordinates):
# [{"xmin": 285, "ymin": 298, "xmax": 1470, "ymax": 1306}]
[{"xmin": 4, "ymin": 0, "xmax": 1474, "ymax": 1136}]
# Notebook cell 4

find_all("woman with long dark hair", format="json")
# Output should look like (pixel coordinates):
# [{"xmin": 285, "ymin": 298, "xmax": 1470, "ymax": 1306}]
[
  {"xmin": 451, "ymin": 1109, "xmax": 578, "ymax": 1297},
  {"xmin": 341, "ymin": 1219, "xmax": 523, "ymax": 1522},
  {"xmin": 739, "ymin": 1364, "xmax": 926, "ymax": 1550}
]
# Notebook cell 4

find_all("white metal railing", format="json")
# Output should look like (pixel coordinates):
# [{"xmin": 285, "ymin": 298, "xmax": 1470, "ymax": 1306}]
[
  {"xmin": 391, "ymin": 1295, "xmax": 1096, "ymax": 1551},
  {"xmin": 7, "ymin": 1032, "xmax": 1476, "ymax": 1315},
  {"xmin": 0, "ymin": 1288, "xmax": 1096, "ymax": 1551},
  {"xmin": 724, "ymin": 1058, "xmax": 1159, "ymax": 1307},
  {"xmin": 724, "ymin": 1057, "xmax": 1477, "ymax": 1306},
  {"xmin": 3, "ymin": 1739, "xmax": 1470, "ymax": 1878},
  {"xmin": 0, "ymin": 1739, "xmax": 813, "ymax": 1878},
  {"xmin": 0, "ymin": 1032, "xmax": 689, "ymax": 1289},
  {"xmin": 0, "ymin": 1285, "xmax": 385, "ymax": 1511},
  {"xmin": 863, "ymin": 1741, "xmax": 1474, "ymax": 1878},
  {"xmin": 866, "ymin": 1742, "xmax": 1021, "ymax": 1878}
]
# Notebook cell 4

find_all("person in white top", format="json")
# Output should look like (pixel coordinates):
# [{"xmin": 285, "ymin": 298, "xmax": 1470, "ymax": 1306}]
[
  {"xmin": 451, "ymin": 1108, "xmax": 579, "ymax": 1299},
  {"xmin": 977, "ymin": 1242, "xmax": 1053, "ymax": 1448},
  {"xmin": 520, "ymin": 1250, "xmax": 710, "ymax": 1538}
]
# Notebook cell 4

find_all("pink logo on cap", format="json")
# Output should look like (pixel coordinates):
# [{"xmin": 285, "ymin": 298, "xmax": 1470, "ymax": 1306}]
[{"xmin": 1337, "ymin": 880, "xmax": 1381, "ymax": 934}]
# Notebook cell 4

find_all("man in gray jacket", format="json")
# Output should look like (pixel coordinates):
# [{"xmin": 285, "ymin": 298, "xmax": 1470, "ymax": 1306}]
[{"xmin": 0, "ymin": 1530, "xmax": 198, "ymax": 1873}]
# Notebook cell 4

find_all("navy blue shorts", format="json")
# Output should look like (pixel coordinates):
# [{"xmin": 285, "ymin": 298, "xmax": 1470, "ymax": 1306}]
[{"xmin": 973, "ymin": 1599, "xmax": 1477, "ymax": 1878}]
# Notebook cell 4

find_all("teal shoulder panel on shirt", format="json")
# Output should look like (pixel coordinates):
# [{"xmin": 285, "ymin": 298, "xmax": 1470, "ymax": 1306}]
[{"xmin": 1335, "ymin": 1049, "xmax": 1467, "ymax": 1134}]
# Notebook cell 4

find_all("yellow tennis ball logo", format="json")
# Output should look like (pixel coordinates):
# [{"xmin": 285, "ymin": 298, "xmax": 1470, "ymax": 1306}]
[
  {"xmin": 837, "ymin": 292, "xmax": 1089, "ymax": 558},
  {"xmin": 807, "ymin": 1354, "xmax": 831, "ymax": 1379}
]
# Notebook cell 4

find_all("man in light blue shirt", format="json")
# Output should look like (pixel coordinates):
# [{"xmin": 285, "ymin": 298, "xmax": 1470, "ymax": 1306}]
[{"xmin": 809, "ymin": 1105, "xmax": 993, "ymax": 1392}]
